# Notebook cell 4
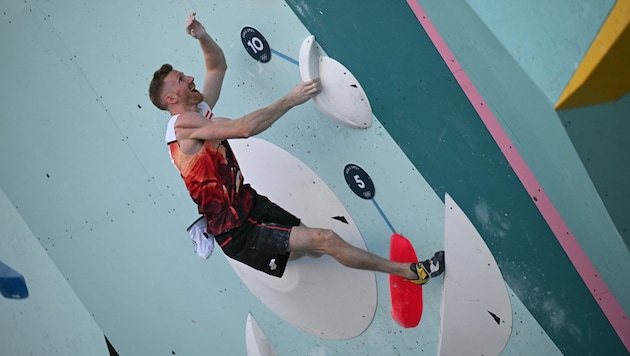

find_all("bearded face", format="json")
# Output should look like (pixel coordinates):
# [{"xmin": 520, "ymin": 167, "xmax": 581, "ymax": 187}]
[{"xmin": 164, "ymin": 70, "xmax": 204, "ymax": 107}]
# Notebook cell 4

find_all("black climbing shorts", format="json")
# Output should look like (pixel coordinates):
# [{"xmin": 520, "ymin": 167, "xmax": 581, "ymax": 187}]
[{"xmin": 214, "ymin": 194, "xmax": 301, "ymax": 277}]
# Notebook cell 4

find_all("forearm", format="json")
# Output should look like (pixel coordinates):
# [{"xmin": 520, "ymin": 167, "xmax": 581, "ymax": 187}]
[
  {"xmin": 239, "ymin": 79, "xmax": 319, "ymax": 136},
  {"xmin": 198, "ymin": 33, "xmax": 227, "ymax": 72},
  {"xmin": 240, "ymin": 96, "xmax": 296, "ymax": 137},
  {"xmin": 185, "ymin": 81, "xmax": 318, "ymax": 141}
]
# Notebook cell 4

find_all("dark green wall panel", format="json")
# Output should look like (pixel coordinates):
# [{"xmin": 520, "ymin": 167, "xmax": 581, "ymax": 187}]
[{"xmin": 286, "ymin": 0, "xmax": 625, "ymax": 354}]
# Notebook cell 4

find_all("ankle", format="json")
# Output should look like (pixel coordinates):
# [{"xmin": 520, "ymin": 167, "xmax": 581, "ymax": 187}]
[{"xmin": 406, "ymin": 263, "xmax": 420, "ymax": 280}]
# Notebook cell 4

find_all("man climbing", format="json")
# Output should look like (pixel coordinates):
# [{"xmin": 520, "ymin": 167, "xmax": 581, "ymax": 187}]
[{"xmin": 148, "ymin": 13, "xmax": 444, "ymax": 284}]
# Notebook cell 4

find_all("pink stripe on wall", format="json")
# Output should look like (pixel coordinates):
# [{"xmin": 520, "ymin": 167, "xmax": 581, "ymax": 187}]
[{"xmin": 405, "ymin": 0, "xmax": 629, "ymax": 350}]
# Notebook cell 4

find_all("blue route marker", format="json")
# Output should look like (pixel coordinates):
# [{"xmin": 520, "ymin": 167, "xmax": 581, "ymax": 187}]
[{"xmin": 0, "ymin": 260, "xmax": 29, "ymax": 299}]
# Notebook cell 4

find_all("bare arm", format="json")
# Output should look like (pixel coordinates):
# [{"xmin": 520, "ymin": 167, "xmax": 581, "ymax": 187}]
[
  {"xmin": 185, "ymin": 13, "xmax": 227, "ymax": 109},
  {"xmin": 174, "ymin": 79, "xmax": 320, "ymax": 153}
]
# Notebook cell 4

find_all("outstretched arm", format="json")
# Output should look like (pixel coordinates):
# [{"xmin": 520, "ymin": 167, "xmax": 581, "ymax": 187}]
[
  {"xmin": 175, "ymin": 79, "xmax": 321, "ymax": 150},
  {"xmin": 185, "ymin": 13, "xmax": 227, "ymax": 109},
  {"xmin": 230, "ymin": 79, "xmax": 321, "ymax": 138}
]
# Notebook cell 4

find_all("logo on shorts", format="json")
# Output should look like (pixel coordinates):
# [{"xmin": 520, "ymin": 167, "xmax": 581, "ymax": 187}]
[{"xmin": 269, "ymin": 259, "xmax": 277, "ymax": 271}]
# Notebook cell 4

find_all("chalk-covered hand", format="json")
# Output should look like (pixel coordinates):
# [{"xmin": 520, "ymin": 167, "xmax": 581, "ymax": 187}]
[{"xmin": 288, "ymin": 79, "xmax": 321, "ymax": 106}]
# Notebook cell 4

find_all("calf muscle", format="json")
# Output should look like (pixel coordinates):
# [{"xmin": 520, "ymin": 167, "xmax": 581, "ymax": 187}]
[{"xmin": 288, "ymin": 225, "xmax": 413, "ymax": 279}]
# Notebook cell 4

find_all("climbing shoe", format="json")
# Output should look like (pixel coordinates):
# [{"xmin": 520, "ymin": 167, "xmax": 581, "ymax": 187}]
[{"xmin": 408, "ymin": 250, "xmax": 445, "ymax": 285}]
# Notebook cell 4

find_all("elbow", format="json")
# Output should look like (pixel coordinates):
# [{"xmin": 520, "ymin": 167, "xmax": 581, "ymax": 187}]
[
  {"xmin": 214, "ymin": 61, "xmax": 227, "ymax": 74},
  {"xmin": 212, "ymin": 63, "xmax": 227, "ymax": 76},
  {"xmin": 241, "ymin": 125, "xmax": 257, "ymax": 139},
  {"xmin": 237, "ymin": 120, "xmax": 254, "ymax": 139},
  {"xmin": 216, "ymin": 54, "xmax": 227, "ymax": 73}
]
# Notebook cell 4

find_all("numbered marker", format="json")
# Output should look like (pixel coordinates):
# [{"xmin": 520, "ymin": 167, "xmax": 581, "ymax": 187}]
[
  {"xmin": 344, "ymin": 164, "xmax": 375, "ymax": 200},
  {"xmin": 240, "ymin": 27, "xmax": 271, "ymax": 63}
]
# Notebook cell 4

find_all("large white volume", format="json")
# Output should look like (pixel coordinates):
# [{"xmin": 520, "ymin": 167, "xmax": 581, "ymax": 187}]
[{"xmin": 439, "ymin": 193, "xmax": 513, "ymax": 356}]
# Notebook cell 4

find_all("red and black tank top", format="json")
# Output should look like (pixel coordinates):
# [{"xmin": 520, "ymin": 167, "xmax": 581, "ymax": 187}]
[{"xmin": 165, "ymin": 102, "xmax": 254, "ymax": 235}]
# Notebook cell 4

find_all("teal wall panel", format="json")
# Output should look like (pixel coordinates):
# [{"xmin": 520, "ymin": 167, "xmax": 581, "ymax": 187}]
[
  {"xmin": 285, "ymin": 0, "xmax": 628, "ymax": 354},
  {"xmin": 416, "ymin": 0, "xmax": 630, "ymax": 327},
  {"xmin": 0, "ymin": 0, "xmax": 619, "ymax": 354},
  {"xmin": 559, "ymin": 95, "xmax": 630, "ymax": 248},
  {"xmin": 462, "ymin": 0, "xmax": 630, "ymax": 250},
  {"xmin": 465, "ymin": 0, "xmax": 616, "ymax": 103},
  {"xmin": 1, "ymin": 1, "xmax": 450, "ymax": 354},
  {"xmin": 0, "ymin": 188, "xmax": 109, "ymax": 356}
]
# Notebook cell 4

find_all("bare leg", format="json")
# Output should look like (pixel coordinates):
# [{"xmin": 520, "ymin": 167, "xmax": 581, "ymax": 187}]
[
  {"xmin": 288, "ymin": 252, "xmax": 305, "ymax": 261},
  {"xmin": 287, "ymin": 225, "xmax": 417, "ymax": 280},
  {"xmin": 288, "ymin": 251, "xmax": 323, "ymax": 261},
  {"xmin": 289, "ymin": 251, "xmax": 323, "ymax": 261}
]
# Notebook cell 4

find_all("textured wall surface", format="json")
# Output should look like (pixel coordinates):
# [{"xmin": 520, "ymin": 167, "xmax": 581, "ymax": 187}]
[
  {"xmin": 1, "ymin": 0, "xmax": 627, "ymax": 354},
  {"xmin": 0, "ymin": 188, "xmax": 109, "ymax": 356}
]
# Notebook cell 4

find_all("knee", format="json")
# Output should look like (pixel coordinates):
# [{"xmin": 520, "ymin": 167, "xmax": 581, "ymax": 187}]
[{"xmin": 312, "ymin": 228, "xmax": 341, "ymax": 250}]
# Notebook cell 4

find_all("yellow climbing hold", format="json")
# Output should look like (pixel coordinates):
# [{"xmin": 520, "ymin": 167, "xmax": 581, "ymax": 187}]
[{"xmin": 556, "ymin": 0, "xmax": 630, "ymax": 110}]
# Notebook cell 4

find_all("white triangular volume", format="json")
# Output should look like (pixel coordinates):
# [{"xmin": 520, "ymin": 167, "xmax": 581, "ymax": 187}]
[
  {"xmin": 438, "ymin": 193, "xmax": 513, "ymax": 356},
  {"xmin": 298, "ymin": 36, "xmax": 373, "ymax": 129},
  {"xmin": 245, "ymin": 314, "xmax": 277, "ymax": 356}
]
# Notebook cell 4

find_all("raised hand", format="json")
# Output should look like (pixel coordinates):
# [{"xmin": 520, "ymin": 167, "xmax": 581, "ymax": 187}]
[{"xmin": 185, "ymin": 12, "xmax": 208, "ymax": 39}]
